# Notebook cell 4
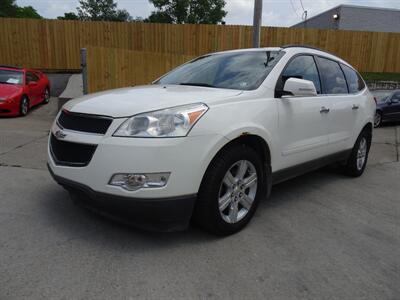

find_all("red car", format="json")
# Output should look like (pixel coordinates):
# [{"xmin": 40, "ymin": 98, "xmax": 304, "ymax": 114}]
[{"xmin": 0, "ymin": 65, "xmax": 50, "ymax": 116}]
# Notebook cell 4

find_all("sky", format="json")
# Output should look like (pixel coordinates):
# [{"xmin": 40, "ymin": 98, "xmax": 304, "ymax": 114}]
[{"xmin": 16, "ymin": 0, "xmax": 400, "ymax": 27}]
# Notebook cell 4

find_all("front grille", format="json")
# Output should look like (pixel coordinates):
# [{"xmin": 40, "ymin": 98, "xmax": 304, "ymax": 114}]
[
  {"xmin": 57, "ymin": 110, "xmax": 113, "ymax": 134},
  {"xmin": 50, "ymin": 134, "xmax": 97, "ymax": 167}
]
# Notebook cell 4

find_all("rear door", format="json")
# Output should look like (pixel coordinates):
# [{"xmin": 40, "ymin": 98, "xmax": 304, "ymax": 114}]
[
  {"xmin": 315, "ymin": 57, "xmax": 363, "ymax": 154},
  {"xmin": 275, "ymin": 55, "xmax": 330, "ymax": 170}
]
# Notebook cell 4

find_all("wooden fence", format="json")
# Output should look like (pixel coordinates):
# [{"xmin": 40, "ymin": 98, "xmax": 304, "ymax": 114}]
[
  {"xmin": 1, "ymin": 18, "xmax": 400, "ymax": 73},
  {"xmin": 86, "ymin": 47, "xmax": 194, "ymax": 93}
]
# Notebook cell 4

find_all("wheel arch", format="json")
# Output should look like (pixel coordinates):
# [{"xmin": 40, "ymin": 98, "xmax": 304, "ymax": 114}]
[
  {"xmin": 362, "ymin": 122, "xmax": 373, "ymax": 136},
  {"xmin": 199, "ymin": 133, "xmax": 272, "ymax": 197}
]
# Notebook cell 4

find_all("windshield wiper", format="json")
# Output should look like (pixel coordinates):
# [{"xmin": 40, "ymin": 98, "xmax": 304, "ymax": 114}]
[{"xmin": 179, "ymin": 82, "xmax": 216, "ymax": 88}]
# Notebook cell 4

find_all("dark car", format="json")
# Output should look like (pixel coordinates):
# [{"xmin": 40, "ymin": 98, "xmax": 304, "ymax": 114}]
[
  {"xmin": 0, "ymin": 65, "xmax": 50, "ymax": 117},
  {"xmin": 374, "ymin": 90, "xmax": 400, "ymax": 127}
]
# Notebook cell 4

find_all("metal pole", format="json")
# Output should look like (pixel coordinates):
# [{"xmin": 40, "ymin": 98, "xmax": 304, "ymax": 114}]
[
  {"xmin": 252, "ymin": 0, "xmax": 263, "ymax": 48},
  {"xmin": 80, "ymin": 48, "xmax": 88, "ymax": 95}
]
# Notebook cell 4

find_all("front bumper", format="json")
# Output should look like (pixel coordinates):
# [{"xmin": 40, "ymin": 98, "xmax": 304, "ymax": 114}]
[
  {"xmin": 49, "ymin": 165, "xmax": 196, "ymax": 231},
  {"xmin": 47, "ymin": 119, "xmax": 229, "ymax": 231},
  {"xmin": 48, "ymin": 120, "xmax": 228, "ymax": 198},
  {"xmin": 0, "ymin": 100, "xmax": 19, "ymax": 116}
]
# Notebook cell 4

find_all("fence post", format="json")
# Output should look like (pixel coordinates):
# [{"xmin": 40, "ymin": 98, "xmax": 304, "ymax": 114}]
[{"xmin": 80, "ymin": 48, "xmax": 88, "ymax": 94}]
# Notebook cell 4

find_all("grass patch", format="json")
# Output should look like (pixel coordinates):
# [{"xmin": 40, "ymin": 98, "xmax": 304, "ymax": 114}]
[{"xmin": 361, "ymin": 72, "xmax": 400, "ymax": 82}]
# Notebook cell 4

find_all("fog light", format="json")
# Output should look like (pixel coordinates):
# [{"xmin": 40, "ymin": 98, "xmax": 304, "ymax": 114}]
[{"xmin": 109, "ymin": 173, "xmax": 170, "ymax": 191}]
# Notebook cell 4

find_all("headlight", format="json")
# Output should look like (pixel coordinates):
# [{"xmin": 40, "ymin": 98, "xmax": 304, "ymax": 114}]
[{"xmin": 113, "ymin": 103, "xmax": 208, "ymax": 137}]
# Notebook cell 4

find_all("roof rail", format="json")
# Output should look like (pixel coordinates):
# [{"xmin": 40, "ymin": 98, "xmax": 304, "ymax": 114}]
[{"xmin": 281, "ymin": 44, "xmax": 336, "ymax": 56}]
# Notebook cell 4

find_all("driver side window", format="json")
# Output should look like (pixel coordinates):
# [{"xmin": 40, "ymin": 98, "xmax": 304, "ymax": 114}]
[{"xmin": 281, "ymin": 55, "xmax": 321, "ymax": 94}]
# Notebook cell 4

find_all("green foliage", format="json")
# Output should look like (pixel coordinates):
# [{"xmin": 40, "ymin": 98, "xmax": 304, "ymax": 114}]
[
  {"xmin": 0, "ymin": 0, "xmax": 42, "ymax": 19},
  {"xmin": 361, "ymin": 72, "xmax": 400, "ymax": 82},
  {"xmin": 57, "ymin": 12, "xmax": 79, "ymax": 20},
  {"xmin": 76, "ymin": 0, "xmax": 132, "ymax": 21},
  {"xmin": 17, "ymin": 6, "xmax": 42, "ymax": 19},
  {"xmin": 146, "ymin": 0, "xmax": 226, "ymax": 24}
]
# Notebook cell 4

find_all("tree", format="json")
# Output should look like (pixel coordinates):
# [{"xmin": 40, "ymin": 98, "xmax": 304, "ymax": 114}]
[
  {"xmin": 0, "ymin": 0, "xmax": 42, "ymax": 19},
  {"xmin": 57, "ymin": 12, "xmax": 79, "ymax": 20},
  {"xmin": 145, "ymin": 11, "xmax": 173, "ymax": 23},
  {"xmin": 146, "ymin": 0, "xmax": 226, "ymax": 24},
  {"xmin": 76, "ymin": 0, "xmax": 132, "ymax": 22},
  {"xmin": 16, "ymin": 6, "xmax": 42, "ymax": 19}
]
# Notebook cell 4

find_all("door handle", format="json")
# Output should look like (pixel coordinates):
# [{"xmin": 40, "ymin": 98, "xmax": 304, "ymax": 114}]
[
  {"xmin": 352, "ymin": 104, "xmax": 359, "ymax": 110},
  {"xmin": 320, "ymin": 106, "xmax": 330, "ymax": 113}
]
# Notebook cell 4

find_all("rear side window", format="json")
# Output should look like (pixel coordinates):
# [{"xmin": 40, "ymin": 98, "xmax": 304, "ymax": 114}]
[
  {"xmin": 26, "ymin": 72, "xmax": 39, "ymax": 83},
  {"xmin": 341, "ymin": 64, "xmax": 365, "ymax": 93},
  {"xmin": 281, "ymin": 55, "xmax": 321, "ymax": 94},
  {"xmin": 315, "ymin": 57, "xmax": 348, "ymax": 94}
]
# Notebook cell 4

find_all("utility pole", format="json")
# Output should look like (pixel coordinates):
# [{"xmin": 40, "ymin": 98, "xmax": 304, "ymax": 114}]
[{"xmin": 252, "ymin": 0, "xmax": 263, "ymax": 48}]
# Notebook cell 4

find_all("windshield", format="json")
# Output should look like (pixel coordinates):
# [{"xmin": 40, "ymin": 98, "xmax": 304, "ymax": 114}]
[
  {"xmin": 156, "ymin": 50, "xmax": 285, "ymax": 90},
  {"xmin": 0, "ymin": 69, "xmax": 23, "ymax": 85}
]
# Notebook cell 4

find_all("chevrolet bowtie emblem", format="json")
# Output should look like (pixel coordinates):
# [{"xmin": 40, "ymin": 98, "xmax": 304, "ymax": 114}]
[{"xmin": 54, "ymin": 130, "xmax": 67, "ymax": 139}]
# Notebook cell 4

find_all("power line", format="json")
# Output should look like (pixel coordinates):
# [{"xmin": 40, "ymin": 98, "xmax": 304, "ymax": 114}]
[
  {"xmin": 289, "ymin": 0, "xmax": 301, "ymax": 18},
  {"xmin": 299, "ymin": 0, "xmax": 305, "ymax": 12}
]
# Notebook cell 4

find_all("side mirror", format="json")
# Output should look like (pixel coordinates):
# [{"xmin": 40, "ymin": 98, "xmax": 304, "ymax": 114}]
[{"xmin": 282, "ymin": 78, "xmax": 317, "ymax": 97}]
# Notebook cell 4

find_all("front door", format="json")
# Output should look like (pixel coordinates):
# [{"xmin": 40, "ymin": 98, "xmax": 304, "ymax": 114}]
[
  {"xmin": 26, "ymin": 72, "xmax": 41, "ymax": 105},
  {"xmin": 275, "ymin": 55, "xmax": 330, "ymax": 170}
]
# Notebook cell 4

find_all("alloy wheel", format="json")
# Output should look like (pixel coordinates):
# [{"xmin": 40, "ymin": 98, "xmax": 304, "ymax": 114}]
[
  {"xmin": 356, "ymin": 137, "xmax": 367, "ymax": 171},
  {"xmin": 218, "ymin": 160, "xmax": 258, "ymax": 224},
  {"xmin": 21, "ymin": 98, "xmax": 28, "ymax": 115}
]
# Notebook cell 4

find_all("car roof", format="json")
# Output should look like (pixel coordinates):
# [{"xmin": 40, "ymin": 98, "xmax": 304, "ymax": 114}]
[
  {"xmin": 211, "ymin": 45, "xmax": 352, "ymax": 68},
  {"xmin": 0, "ymin": 65, "xmax": 25, "ymax": 72},
  {"xmin": 210, "ymin": 47, "xmax": 282, "ymax": 55},
  {"xmin": 281, "ymin": 45, "xmax": 352, "ymax": 67}
]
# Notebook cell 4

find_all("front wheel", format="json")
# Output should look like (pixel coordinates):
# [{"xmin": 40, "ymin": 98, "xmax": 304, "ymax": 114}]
[
  {"xmin": 343, "ymin": 129, "xmax": 371, "ymax": 177},
  {"xmin": 193, "ymin": 144, "xmax": 266, "ymax": 235},
  {"xmin": 19, "ymin": 96, "xmax": 29, "ymax": 116}
]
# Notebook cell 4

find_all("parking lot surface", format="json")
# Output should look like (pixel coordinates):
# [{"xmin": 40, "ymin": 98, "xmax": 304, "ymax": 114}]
[{"xmin": 0, "ymin": 99, "xmax": 399, "ymax": 299}]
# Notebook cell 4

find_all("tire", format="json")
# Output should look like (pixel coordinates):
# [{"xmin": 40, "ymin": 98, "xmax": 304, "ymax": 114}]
[
  {"xmin": 19, "ymin": 96, "xmax": 29, "ymax": 116},
  {"xmin": 193, "ymin": 144, "xmax": 266, "ymax": 235},
  {"xmin": 43, "ymin": 87, "xmax": 50, "ymax": 104},
  {"xmin": 374, "ymin": 111, "xmax": 382, "ymax": 128},
  {"xmin": 343, "ymin": 129, "xmax": 371, "ymax": 177}
]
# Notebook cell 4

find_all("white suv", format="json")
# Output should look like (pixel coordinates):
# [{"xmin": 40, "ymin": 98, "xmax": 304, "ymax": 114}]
[{"xmin": 48, "ymin": 45, "xmax": 375, "ymax": 235}]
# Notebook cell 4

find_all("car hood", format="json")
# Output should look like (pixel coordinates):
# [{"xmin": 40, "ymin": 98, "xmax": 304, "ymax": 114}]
[
  {"xmin": 0, "ymin": 84, "xmax": 22, "ymax": 99},
  {"xmin": 64, "ymin": 85, "xmax": 243, "ymax": 117}
]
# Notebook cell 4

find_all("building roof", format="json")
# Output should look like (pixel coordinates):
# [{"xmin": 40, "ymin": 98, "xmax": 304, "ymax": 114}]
[{"xmin": 291, "ymin": 4, "xmax": 400, "ymax": 27}]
